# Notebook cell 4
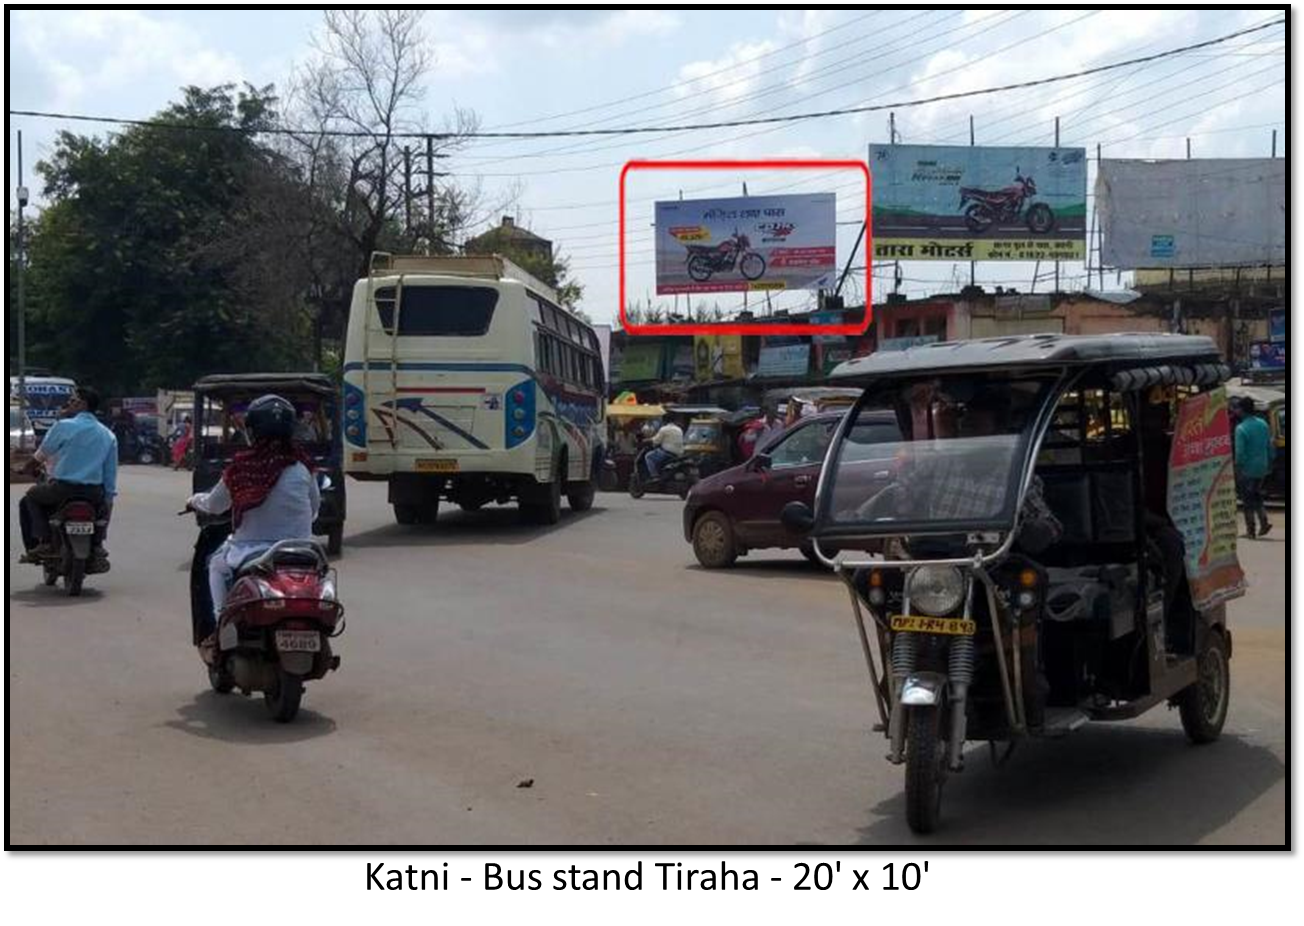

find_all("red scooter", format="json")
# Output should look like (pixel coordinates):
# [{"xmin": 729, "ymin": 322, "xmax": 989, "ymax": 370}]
[
  {"xmin": 189, "ymin": 514, "xmax": 344, "ymax": 722},
  {"xmin": 959, "ymin": 170, "xmax": 1055, "ymax": 234}
]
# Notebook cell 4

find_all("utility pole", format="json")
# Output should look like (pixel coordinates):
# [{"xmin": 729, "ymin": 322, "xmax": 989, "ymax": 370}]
[
  {"xmin": 1271, "ymin": 129, "xmax": 1277, "ymax": 158},
  {"xmin": 15, "ymin": 130, "xmax": 28, "ymax": 430},
  {"xmin": 1096, "ymin": 142, "xmax": 1105, "ymax": 291},
  {"xmin": 425, "ymin": 135, "xmax": 436, "ymax": 253},
  {"xmin": 969, "ymin": 114, "xmax": 976, "ymax": 289}
]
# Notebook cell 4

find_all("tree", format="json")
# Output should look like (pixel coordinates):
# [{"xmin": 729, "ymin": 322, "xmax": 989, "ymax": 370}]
[
  {"xmin": 27, "ymin": 84, "xmax": 311, "ymax": 394},
  {"xmin": 284, "ymin": 9, "xmax": 487, "ymax": 364},
  {"xmin": 462, "ymin": 224, "xmax": 586, "ymax": 317}
]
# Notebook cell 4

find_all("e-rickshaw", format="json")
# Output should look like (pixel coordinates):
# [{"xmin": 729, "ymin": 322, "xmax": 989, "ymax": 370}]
[
  {"xmin": 784, "ymin": 334, "xmax": 1242, "ymax": 833},
  {"xmin": 677, "ymin": 405, "xmax": 756, "ymax": 477},
  {"xmin": 192, "ymin": 374, "xmax": 346, "ymax": 554}
]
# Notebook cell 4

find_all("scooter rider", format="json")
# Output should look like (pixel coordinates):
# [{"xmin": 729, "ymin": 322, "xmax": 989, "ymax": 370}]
[
  {"xmin": 645, "ymin": 418, "xmax": 684, "ymax": 479},
  {"xmin": 187, "ymin": 394, "xmax": 320, "ymax": 650}
]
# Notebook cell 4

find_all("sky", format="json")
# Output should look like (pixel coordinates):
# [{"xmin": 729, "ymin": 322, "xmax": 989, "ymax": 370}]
[{"xmin": 7, "ymin": 8, "xmax": 1288, "ymax": 325}]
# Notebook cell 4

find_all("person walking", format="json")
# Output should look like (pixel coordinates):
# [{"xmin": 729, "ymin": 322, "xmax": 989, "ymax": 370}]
[{"xmin": 1232, "ymin": 396, "xmax": 1274, "ymax": 539}]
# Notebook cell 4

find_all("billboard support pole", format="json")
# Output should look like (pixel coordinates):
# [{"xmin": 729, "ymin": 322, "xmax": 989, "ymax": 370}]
[
  {"xmin": 1054, "ymin": 116, "xmax": 1061, "ymax": 294},
  {"xmin": 968, "ymin": 115, "xmax": 976, "ymax": 291},
  {"xmin": 835, "ymin": 221, "xmax": 866, "ymax": 298},
  {"xmin": 1096, "ymin": 143, "xmax": 1105, "ymax": 291},
  {"xmin": 1271, "ymin": 129, "xmax": 1277, "ymax": 158}
]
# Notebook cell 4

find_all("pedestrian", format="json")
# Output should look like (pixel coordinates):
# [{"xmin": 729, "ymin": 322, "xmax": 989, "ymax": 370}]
[
  {"xmin": 171, "ymin": 414, "xmax": 193, "ymax": 469},
  {"xmin": 1231, "ymin": 396, "xmax": 1274, "ymax": 539}
]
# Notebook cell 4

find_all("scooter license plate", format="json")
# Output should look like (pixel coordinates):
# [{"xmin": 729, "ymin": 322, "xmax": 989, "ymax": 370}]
[
  {"xmin": 890, "ymin": 615, "xmax": 976, "ymax": 636},
  {"xmin": 64, "ymin": 522, "xmax": 95, "ymax": 535},
  {"xmin": 275, "ymin": 630, "xmax": 321, "ymax": 653}
]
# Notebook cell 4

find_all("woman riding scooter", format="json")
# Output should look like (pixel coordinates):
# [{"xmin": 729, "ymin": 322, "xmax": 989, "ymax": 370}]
[{"xmin": 187, "ymin": 394, "xmax": 319, "ymax": 656}]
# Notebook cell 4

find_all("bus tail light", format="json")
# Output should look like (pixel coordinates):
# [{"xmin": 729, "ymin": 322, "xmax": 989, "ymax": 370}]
[
  {"xmin": 506, "ymin": 379, "xmax": 535, "ymax": 448},
  {"xmin": 342, "ymin": 381, "xmax": 366, "ymax": 447}
]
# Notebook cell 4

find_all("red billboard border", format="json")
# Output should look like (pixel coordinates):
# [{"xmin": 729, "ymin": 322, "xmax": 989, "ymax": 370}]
[{"xmin": 619, "ymin": 158, "xmax": 872, "ymax": 337}]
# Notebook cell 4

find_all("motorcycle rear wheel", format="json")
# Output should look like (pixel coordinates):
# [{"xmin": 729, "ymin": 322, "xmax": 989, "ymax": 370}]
[
  {"xmin": 964, "ymin": 204, "xmax": 993, "ymax": 233},
  {"xmin": 264, "ymin": 669, "xmax": 304, "ymax": 723},
  {"xmin": 687, "ymin": 254, "xmax": 714, "ymax": 282},
  {"xmin": 63, "ymin": 555, "xmax": 85, "ymax": 597}
]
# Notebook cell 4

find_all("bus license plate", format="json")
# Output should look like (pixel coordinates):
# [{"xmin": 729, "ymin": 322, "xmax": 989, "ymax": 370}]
[
  {"xmin": 275, "ymin": 630, "xmax": 321, "ymax": 653},
  {"xmin": 64, "ymin": 522, "xmax": 95, "ymax": 535},
  {"xmin": 415, "ymin": 458, "xmax": 459, "ymax": 473},
  {"xmin": 890, "ymin": 616, "xmax": 976, "ymax": 636}
]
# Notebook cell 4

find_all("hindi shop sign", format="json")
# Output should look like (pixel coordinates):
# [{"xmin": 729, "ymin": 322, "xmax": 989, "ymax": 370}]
[
  {"xmin": 1166, "ymin": 388, "xmax": 1245, "ymax": 610},
  {"xmin": 655, "ymin": 194, "xmax": 836, "ymax": 296}
]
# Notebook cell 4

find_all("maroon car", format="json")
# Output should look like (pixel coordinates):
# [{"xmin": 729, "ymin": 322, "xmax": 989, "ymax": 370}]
[{"xmin": 683, "ymin": 410, "xmax": 902, "ymax": 568}]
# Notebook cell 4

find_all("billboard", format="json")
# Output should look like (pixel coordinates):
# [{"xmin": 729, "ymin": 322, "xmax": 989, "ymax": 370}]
[
  {"xmin": 1249, "ymin": 340, "xmax": 1285, "ymax": 371},
  {"xmin": 1269, "ymin": 309, "xmax": 1285, "ymax": 343},
  {"xmin": 654, "ymin": 193, "xmax": 836, "ymax": 295},
  {"xmin": 1096, "ymin": 158, "xmax": 1286, "ymax": 269},
  {"xmin": 868, "ymin": 143, "xmax": 1087, "ymax": 261}
]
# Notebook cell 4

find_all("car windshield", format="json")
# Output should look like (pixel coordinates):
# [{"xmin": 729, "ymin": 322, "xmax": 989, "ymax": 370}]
[{"xmin": 817, "ymin": 373, "xmax": 1057, "ymax": 535}]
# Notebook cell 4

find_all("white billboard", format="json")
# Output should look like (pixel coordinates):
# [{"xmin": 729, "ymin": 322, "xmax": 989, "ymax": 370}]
[
  {"xmin": 1096, "ymin": 158, "xmax": 1286, "ymax": 269},
  {"xmin": 654, "ymin": 193, "xmax": 836, "ymax": 295}
]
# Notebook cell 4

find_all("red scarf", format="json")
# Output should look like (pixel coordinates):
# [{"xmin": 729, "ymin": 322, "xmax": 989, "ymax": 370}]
[{"xmin": 222, "ymin": 440, "xmax": 314, "ymax": 528}]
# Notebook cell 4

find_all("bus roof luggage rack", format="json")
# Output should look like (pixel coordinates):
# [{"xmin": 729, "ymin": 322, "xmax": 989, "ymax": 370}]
[{"xmin": 369, "ymin": 251, "xmax": 558, "ymax": 303}]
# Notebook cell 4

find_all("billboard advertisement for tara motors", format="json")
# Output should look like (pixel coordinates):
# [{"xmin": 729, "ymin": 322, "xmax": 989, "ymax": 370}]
[
  {"xmin": 654, "ymin": 193, "xmax": 837, "ymax": 295},
  {"xmin": 868, "ymin": 143, "xmax": 1087, "ymax": 261}
]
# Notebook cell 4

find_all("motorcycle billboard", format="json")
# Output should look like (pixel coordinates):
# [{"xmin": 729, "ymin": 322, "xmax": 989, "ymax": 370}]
[
  {"xmin": 868, "ymin": 143, "xmax": 1087, "ymax": 261},
  {"xmin": 1096, "ymin": 158, "xmax": 1286, "ymax": 269},
  {"xmin": 654, "ymin": 193, "xmax": 836, "ymax": 295}
]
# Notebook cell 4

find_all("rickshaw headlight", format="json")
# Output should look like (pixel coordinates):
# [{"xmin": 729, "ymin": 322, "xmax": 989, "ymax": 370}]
[{"xmin": 907, "ymin": 565, "xmax": 965, "ymax": 616}]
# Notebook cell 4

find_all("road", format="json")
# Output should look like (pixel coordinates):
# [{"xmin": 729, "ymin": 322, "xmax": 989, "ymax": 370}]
[{"xmin": 7, "ymin": 467, "xmax": 1287, "ymax": 845}]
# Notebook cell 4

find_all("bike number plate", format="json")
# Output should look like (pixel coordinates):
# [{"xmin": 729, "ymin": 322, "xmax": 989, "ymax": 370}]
[
  {"xmin": 275, "ymin": 630, "xmax": 321, "ymax": 653},
  {"xmin": 890, "ymin": 615, "xmax": 976, "ymax": 636},
  {"xmin": 64, "ymin": 522, "xmax": 95, "ymax": 535}
]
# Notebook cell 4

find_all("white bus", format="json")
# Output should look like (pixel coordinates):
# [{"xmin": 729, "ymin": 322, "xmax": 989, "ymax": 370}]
[
  {"xmin": 9, "ymin": 374, "xmax": 77, "ymax": 434},
  {"xmin": 342, "ymin": 253, "xmax": 606, "ymax": 525}
]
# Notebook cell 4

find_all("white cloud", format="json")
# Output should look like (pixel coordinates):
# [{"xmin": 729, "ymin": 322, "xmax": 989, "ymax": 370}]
[{"xmin": 12, "ymin": 10, "xmax": 246, "ymax": 112}]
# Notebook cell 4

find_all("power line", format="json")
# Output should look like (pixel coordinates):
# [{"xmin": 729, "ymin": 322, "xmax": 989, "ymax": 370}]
[{"xmin": 8, "ymin": 19, "xmax": 1283, "ymax": 141}]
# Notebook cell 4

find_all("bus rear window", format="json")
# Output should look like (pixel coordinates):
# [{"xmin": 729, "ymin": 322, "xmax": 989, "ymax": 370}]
[{"xmin": 375, "ymin": 286, "xmax": 498, "ymax": 336}]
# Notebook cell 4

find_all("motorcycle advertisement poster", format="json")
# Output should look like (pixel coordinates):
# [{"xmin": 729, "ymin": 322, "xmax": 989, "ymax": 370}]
[
  {"xmin": 1166, "ymin": 387, "xmax": 1246, "ymax": 610},
  {"xmin": 654, "ymin": 193, "xmax": 836, "ymax": 295},
  {"xmin": 868, "ymin": 143, "xmax": 1087, "ymax": 261}
]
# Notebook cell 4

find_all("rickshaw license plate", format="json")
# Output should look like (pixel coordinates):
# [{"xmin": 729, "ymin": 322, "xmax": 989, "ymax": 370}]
[
  {"xmin": 275, "ymin": 630, "xmax": 321, "ymax": 653},
  {"xmin": 890, "ymin": 616, "xmax": 977, "ymax": 636},
  {"xmin": 415, "ymin": 458, "xmax": 459, "ymax": 473}
]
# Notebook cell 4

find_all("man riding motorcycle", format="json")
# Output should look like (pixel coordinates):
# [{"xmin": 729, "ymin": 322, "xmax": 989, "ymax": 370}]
[
  {"xmin": 19, "ymin": 385, "xmax": 117, "ymax": 568},
  {"xmin": 645, "ymin": 419, "xmax": 684, "ymax": 478},
  {"xmin": 187, "ymin": 394, "xmax": 320, "ymax": 653}
]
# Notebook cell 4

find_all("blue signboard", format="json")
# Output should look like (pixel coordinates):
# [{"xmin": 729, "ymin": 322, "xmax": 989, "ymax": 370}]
[
  {"xmin": 1150, "ymin": 235, "xmax": 1176, "ymax": 258},
  {"xmin": 756, "ymin": 344, "xmax": 811, "ymax": 378}
]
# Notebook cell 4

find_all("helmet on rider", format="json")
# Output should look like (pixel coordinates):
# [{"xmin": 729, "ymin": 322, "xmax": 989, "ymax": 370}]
[{"xmin": 245, "ymin": 394, "xmax": 297, "ymax": 442}]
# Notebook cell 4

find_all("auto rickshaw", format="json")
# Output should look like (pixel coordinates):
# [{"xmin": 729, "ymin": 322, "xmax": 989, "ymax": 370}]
[
  {"xmin": 783, "ymin": 334, "xmax": 1242, "ymax": 833},
  {"xmin": 678, "ymin": 405, "xmax": 757, "ymax": 477},
  {"xmin": 192, "ymin": 374, "xmax": 346, "ymax": 554}
]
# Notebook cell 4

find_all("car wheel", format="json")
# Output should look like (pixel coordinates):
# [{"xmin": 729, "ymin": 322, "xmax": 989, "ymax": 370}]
[{"xmin": 692, "ymin": 512, "xmax": 738, "ymax": 569}]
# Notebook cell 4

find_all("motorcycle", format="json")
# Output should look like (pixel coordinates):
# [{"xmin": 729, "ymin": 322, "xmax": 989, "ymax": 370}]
[
  {"xmin": 685, "ymin": 230, "xmax": 766, "ymax": 283},
  {"xmin": 187, "ymin": 477, "xmax": 344, "ymax": 723},
  {"xmin": 628, "ymin": 443, "xmax": 699, "ymax": 500},
  {"xmin": 38, "ymin": 493, "xmax": 110, "ymax": 596},
  {"xmin": 958, "ymin": 170, "xmax": 1055, "ymax": 235}
]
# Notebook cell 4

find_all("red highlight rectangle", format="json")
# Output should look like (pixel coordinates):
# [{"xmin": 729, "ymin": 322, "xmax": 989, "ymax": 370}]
[{"xmin": 619, "ymin": 159, "xmax": 872, "ymax": 337}]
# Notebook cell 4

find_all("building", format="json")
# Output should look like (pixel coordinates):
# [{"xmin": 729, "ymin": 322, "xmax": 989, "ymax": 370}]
[{"xmin": 463, "ymin": 216, "xmax": 554, "ymax": 266}]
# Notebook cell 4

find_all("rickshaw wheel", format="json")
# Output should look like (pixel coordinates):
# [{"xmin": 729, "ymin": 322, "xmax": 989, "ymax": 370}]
[
  {"xmin": 905, "ymin": 705, "xmax": 947, "ymax": 834},
  {"xmin": 1178, "ymin": 630, "xmax": 1229, "ymax": 744}
]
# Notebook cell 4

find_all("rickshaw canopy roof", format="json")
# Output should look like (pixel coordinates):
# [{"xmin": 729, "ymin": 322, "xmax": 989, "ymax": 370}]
[
  {"xmin": 663, "ymin": 404, "xmax": 730, "ymax": 417},
  {"xmin": 830, "ymin": 333, "xmax": 1224, "ymax": 383},
  {"xmin": 193, "ymin": 373, "xmax": 336, "ymax": 398},
  {"xmin": 606, "ymin": 403, "xmax": 665, "ymax": 419}
]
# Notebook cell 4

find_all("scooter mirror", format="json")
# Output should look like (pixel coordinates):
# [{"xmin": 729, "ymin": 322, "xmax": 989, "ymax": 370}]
[
  {"xmin": 780, "ymin": 500, "xmax": 815, "ymax": 534},
  {"xmin": 317, "ymin": 473, "xmax": 333, "ymax": 491}
]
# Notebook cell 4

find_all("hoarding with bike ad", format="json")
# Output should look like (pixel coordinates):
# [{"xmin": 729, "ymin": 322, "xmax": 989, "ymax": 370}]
[
  {"xmin": 868, "ymin": 143, "xmax": 1087, "ymax": 261},
  {"xmin": 654, "ymin": 193, "xmax": 836, "ymax": 295}
]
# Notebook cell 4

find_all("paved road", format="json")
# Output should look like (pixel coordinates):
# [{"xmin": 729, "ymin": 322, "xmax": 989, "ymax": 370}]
[{"xmin": 7, "ymin": 468, "xmax": 1287, "ymax": 845}]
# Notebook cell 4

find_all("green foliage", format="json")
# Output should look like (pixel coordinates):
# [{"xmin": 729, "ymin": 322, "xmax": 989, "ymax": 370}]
[{"xmin": 464, "ymin": 227, "xmax": 586, "ymax": 318}]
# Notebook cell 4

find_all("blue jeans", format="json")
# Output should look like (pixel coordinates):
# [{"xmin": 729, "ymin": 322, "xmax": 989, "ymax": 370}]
[{"xmin": 646, "ymin": 448, "xmax": 675, "ymax": 478}]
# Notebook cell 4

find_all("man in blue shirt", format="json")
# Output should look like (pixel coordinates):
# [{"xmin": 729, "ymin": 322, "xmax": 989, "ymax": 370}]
[
  {"xmin": 1232, "ymin": 395, "xmax": 1274, "ymax": 539},
  {"xmin": 19, "ymin": 385, "xmax": 118, "ymax": 563}
]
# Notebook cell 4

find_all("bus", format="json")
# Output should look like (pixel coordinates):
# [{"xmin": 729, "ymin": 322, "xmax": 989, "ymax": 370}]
[
  {"xmin": 9, "ymin": 374, "xmax": 77, "ymax": 435},
  {"xmin": 342, "ymin": 252, "xmax": 605, "ymax": 526}
]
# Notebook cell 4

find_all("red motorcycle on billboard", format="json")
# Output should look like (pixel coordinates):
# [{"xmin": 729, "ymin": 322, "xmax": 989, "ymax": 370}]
[
  {"xmin": 685, "ymin": 230, "xmax": 767, "ymax": 283},
  {"xmin": 958, "ymin": 170, "xmax": 1055, "ymax": 234}
]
